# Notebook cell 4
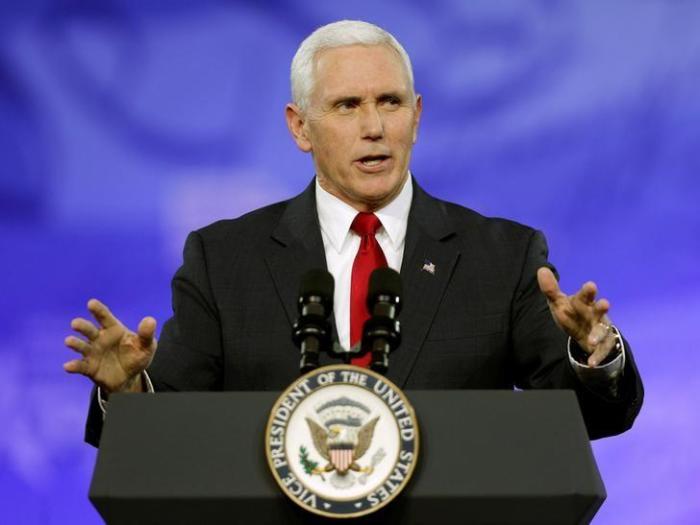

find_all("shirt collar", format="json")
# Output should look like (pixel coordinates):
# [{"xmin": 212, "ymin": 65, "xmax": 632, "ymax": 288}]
[{"xmin": 315, "ymin": 174, "xmax": 413, "ymax": 253}]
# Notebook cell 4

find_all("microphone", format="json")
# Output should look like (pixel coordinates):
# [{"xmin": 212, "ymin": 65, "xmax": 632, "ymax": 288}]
[
  {"xmin": 362, "ymin": 267, "xmax": 402, "ymax": 374},
  {"xmin": 292, "ymin": 269, "xmax": 334, "ymax": 374}
]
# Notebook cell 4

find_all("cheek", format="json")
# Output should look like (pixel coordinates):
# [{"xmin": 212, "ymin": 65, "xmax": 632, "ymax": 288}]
[
  {"xmin": 391, "ymin": 131, "xmax": 417, "ymax": 160},
  {"xmin": 313, "ymin": 128, "xmax": 352, "ymax": 160},
  {"xmin": 387, "ymin": 115, "xmax": 418, "ymax": 148}
]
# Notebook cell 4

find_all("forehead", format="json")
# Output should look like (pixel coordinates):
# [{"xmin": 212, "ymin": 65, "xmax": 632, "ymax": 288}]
[{"xmin": 312, "ymin": 44, "xmax": 411, "ymax": 101}]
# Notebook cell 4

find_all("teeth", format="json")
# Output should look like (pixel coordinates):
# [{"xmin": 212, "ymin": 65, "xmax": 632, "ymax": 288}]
[{"xmin": 361, "ymin": 159, "xmax": 382, "ymax": 166}]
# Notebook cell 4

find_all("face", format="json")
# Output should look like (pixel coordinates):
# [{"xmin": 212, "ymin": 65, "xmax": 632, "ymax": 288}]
[{"xmin": 286, "ymin": 44, "xmax": 422, "ymax": 212}]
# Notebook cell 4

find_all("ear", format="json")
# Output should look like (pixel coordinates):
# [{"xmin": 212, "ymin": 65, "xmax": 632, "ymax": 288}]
[
  {"xmin": 411, "ymin": 94, "xmax": 423, "ymax": 144},
  {"xmin": 285, "ymin": 103, "xmax": 312, "ymax": 153}
]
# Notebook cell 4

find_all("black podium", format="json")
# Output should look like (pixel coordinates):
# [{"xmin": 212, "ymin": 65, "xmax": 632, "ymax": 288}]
[{"xmin": 89, "ymin": 390, "xmax": 605, "ymax": 524}]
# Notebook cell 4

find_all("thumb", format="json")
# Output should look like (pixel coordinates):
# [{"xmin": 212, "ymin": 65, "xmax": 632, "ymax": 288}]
[
  {"xmin": 537, "ymin": 267, "xmax": 564, "ymax": 303},
  {"xmin": 137, "ymin": 316, "xmax": 157, "ymax": 347}
]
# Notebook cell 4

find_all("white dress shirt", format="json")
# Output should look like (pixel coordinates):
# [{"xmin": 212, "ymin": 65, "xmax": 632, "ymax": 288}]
[{"xmin": 315, "ymin": 175, "xmax": 413, "ymax": 351}]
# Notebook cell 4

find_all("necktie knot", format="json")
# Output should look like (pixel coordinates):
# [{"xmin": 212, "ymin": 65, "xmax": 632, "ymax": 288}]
[{"xmin": 351, "ymin": 212, "xmax": 382, "ymax": 237}]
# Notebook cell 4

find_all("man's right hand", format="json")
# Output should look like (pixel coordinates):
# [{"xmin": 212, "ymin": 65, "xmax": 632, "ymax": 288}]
[{"xmin": 64, "ymin": 299, "xmax": 157, "ymax": 394}]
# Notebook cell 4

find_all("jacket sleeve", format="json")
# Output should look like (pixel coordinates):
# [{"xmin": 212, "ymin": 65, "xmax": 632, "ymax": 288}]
[
  {"xmin": 84, "ymin": 231, "xmax": 224, "ymax": 447},
  {"xmin": 510, "ymin": 230, "xmax": 644, "ymax": 440}
]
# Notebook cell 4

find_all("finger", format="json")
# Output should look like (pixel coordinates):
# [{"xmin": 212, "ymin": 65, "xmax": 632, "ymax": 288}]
[
  {"xmin": 581, "ymin": 300, "xmax": 611, "ymax": 347},
  {"xmin": 63, "ymin": 359, "xmax": 89, "ymax": 375},
  {"xmin": 137, "ymin": 316, "xmax": 157, "ymax": 348},
  {"xmin": 573, "ymin": 281, "xmax": 597, "ymax": 306},
  {"xmin": 88, "ymin": 299, "xmax": 119, "ymax": 329},
  {"xmin": 537, "ymin": 267, "xmax": 566, "ymax": 304},
  {"xmin": 587, "ymin": 321, "xmax": 610, "ymax": 347},
  {"xmin": 587, "ymin": 331, "xmax": 618, "ymax": 367},
  {"xmin": 570, "ymin": 284, "xmax": 601, "ymax": 321},
  {"xmin": 593, "ymin": 298, "xmax": 610, "ymax": 318},
  {"xmin": 569, "ymin": 296, "xmax": 593, "ymax": 322},
  {"xmin": 64, "ymin": 335, "xmax": 89, "ymax": 355},
  {"xmin": 70, "ymin": 317, "xmax": 99, "ymax": 341}
]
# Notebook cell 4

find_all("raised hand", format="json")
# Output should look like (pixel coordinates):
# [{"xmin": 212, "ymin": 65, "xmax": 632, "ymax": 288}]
[
  {"xmin": 64, "ymin": 299, "xmax": 157, "ymax": 393},
  {"xmin": 537, "ymin": 267, "xmax": 619, "ymax": 367}
]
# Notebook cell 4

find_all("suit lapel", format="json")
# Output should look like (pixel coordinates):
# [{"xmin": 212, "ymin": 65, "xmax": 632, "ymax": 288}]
[
  {"xmin": 263, "ymin": 180, "xmax": 340, "ymax": 367},
  {"xmin": 264, "ymin": 180, "xmax": 327, "ymax": 325},
  {"xmin": 387, "ymin": 181, "xmax": 461, "ymax": 388}
]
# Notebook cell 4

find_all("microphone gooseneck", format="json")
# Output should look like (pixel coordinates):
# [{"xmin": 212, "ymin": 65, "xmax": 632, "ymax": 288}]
[
  {"xmin": 362, "ymin": 267, "xmax": 402, "ymax": 374},
  {"xmin": 292, "ymin": 269, "xmax": 335, "ymax": 374}
]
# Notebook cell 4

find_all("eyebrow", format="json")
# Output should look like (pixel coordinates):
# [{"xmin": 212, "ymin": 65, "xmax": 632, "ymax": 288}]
[
  {"xmin": 377, "ymin": 91, "xmax": 404, "ymax": 100},
  {"xmin": 327, "ymin": 91, "xmax": 406, "ymax": 107},
  {"xmin": 329, "ymin": 95, "xmax": 362, "ymax": 107}
]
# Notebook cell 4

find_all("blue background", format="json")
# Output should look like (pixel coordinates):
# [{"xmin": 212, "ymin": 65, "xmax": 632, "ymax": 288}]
[{"xmin": 1, "ymin": 1, "xmax": 698, "ymax": 523}]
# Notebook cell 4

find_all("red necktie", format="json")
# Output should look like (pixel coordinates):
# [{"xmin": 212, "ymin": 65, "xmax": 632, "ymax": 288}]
[{"xmin": 350, "ymin": 213, "xmax": 387, "ymax": 367}]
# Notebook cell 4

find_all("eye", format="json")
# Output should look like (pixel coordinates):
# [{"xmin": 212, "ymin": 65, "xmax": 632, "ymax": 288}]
[
  {"xmin": 335, "ymin": 99, "xmax": 359, "ymax": 113},
  {"xmin": 379, "ymin": 96, "xmax": 402, "ymax": 109}
]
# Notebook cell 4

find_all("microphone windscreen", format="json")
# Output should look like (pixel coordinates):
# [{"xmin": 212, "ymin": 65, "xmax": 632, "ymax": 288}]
[
  {"xmin": 368, "ymin": 267, "xmax": 402, "ymax": 305},
  {"xmin": 300, "ymin": 269, "xmax": 335, "ymax": 303}
]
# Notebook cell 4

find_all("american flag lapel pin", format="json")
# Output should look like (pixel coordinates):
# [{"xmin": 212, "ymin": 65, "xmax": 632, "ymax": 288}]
[{"xmin": 421, "ymin": 259, "xmax": 436, "ymax": 275}]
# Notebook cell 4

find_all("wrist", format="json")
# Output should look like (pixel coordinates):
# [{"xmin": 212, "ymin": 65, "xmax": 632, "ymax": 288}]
[
  {"xmin": 569, "ymin": 326, "xmax": 623, "ymax": 367},
  {"xmin": 102, "ymin": 373, "xmax": 144, "ymax": 395},
  {"xmin": 123, "ymin": 373, "xmax": 145, "ymax": 393},
  {"xmin": 97, "ymin": 371, "xmax": 152, "ymax": 417}
]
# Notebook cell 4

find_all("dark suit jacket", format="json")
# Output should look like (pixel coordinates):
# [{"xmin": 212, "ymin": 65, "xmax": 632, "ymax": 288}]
[{"xmin": 86, "ymin": 178, "xmax": 643, "ymax": 445}]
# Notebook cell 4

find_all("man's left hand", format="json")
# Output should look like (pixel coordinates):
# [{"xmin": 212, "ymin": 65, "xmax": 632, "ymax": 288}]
[{"xmin": 537, "ymin": 267, "xmax": 618, "ymax": 367}]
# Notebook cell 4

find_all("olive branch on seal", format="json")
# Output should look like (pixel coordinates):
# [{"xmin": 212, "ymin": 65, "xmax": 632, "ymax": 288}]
[{"xmin": 299, "ymin": 446, "xmax": 325, "ymax": 480}]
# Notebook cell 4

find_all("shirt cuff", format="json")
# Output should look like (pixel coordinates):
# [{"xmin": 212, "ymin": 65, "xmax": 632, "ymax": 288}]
[
  {"xmin": 97, "ymin": 371, "xmax": 155, "ymax": 418},
  {"xmin": 567, "ymin": 326, "xmax": 626, "ymax": 396}
]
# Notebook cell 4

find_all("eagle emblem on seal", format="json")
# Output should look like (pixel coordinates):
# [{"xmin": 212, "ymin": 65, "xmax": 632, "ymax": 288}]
[{"xmin": 303, "ymin": 396, "xmax": 380, "ymax": 487}]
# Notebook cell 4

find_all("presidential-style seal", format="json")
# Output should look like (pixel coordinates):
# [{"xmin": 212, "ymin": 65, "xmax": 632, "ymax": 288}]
[{"xmin": 265, "ymin": 364, "xmax": 419, "ymax": 519}]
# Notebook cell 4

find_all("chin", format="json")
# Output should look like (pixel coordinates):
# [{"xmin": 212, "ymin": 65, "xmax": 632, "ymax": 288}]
[{"xmin": 353, "ymin": 189, "xmax": 396, "ymax": 210}]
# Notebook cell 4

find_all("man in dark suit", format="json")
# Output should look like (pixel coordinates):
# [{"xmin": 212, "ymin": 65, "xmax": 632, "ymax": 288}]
[{"xmin": 64, "ymin": 21, "xmax": 643, "ymax": 446}]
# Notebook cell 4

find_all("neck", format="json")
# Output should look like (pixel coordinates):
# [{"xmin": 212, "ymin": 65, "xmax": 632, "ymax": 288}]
[{"xmin": 316, "ymin": 174, "xmax": 409, "ymax": 213}]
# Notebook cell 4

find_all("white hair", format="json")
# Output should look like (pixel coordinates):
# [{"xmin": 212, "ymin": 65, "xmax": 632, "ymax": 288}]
[{"xmin": 290, "ymin": 20, "xmax": 415, "ymax": 112}]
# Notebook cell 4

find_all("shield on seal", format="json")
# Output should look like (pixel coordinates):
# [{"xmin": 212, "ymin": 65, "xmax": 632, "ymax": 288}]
[{"xmin": 329, "ymin": 445, "xmax": 354, "ymax": 473}]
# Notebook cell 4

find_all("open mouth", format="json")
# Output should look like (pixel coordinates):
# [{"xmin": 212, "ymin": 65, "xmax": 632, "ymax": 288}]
[{"xmin": 357, "ymin": 154, "xmax": 391, "ymax": 167}]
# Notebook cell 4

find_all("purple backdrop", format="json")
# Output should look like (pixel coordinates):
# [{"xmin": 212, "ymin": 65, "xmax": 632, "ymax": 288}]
[{"xmin": 1, "ymin": 1, "xmax": 698, "ymax": 523}]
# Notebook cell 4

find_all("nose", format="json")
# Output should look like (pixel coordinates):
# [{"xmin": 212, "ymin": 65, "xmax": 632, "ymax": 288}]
[{"xmin": 360, "ymin": 103, "xmax": 384, "ymax": 140}]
